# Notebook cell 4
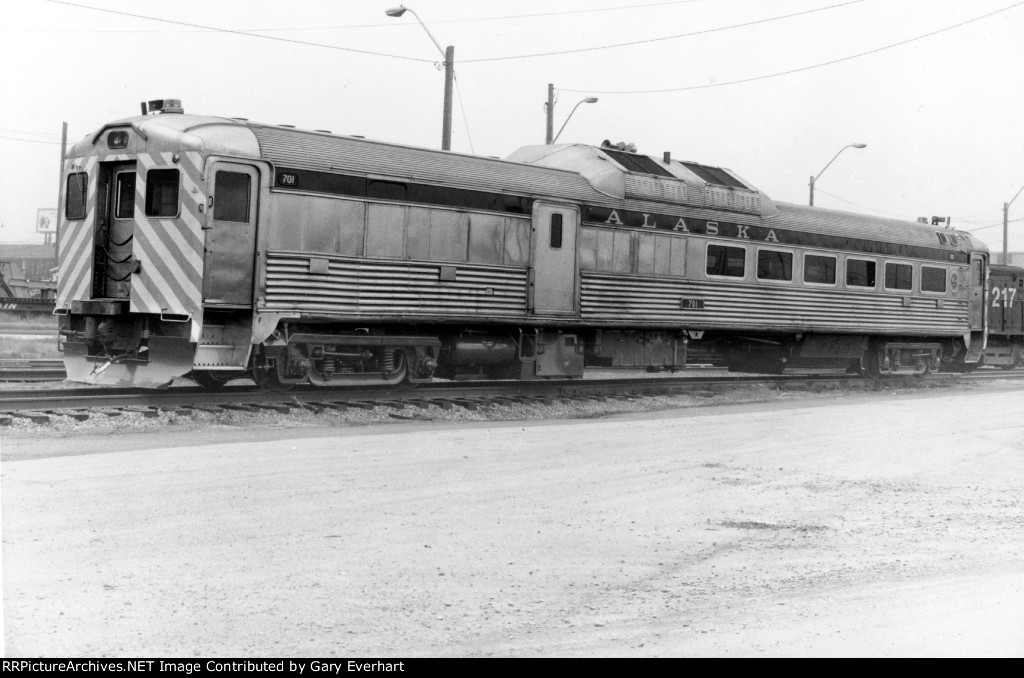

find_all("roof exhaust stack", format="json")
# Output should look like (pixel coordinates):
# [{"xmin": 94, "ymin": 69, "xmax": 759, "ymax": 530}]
[
  {"xmin": 141, "ymin": 99, "xmax": 184, "ymax": 115},
  {"xmin": 663, "ymin": 151, "xmax": 671, "ymax": 164}
]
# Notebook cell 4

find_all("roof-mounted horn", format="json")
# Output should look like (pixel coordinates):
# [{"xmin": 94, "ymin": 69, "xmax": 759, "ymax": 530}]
[{"xmin": 141, "ymin": 99, "xmax": 184, "ymax": 115}]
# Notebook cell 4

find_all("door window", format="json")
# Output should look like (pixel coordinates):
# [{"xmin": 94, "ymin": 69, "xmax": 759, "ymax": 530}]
[
  {"xmin": 115, "ymin": 171, "xmax": 135, "ymax": 219},
  {"xmin": 550, "ymin": 213, "xmax": 563, "ymax": 249},
  {"xmin": 214, "ymin": 172, "xmax": 251, "ymax": 222}
]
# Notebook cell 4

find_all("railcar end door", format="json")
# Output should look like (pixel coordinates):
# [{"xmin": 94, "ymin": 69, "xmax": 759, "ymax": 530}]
[
  {"xmin": 204, "ymin": 163, "xmax": 259, "ymax": 306},
  {"xmin": 969, "ymin": 252, "xmax": 987, "ymax": 331},
  {"xmin": 530, "ymin": 202, "xmax": 579, "ymax": 315}
]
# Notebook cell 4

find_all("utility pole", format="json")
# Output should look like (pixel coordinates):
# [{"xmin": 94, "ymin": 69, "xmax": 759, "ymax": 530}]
[
  {"xmin": 545, "ymin": 83, "xmax": 555, "ymax": 144},
  {"xmin": 442, "ymin": 45, "xmax": 454, "ymax": 151},
  {"xmin": 55, "ymin": 122, "xmax": 67, "ymax": 261},
  {"xmin": 1004, "ymin": 184, "xmax": 1024, "ymax": 264}
]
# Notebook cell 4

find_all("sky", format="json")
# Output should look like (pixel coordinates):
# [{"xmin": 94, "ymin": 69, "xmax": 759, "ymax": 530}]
[{"xmin": 1, "ymin": 0, "xmax": 1022, "ymax": 254}]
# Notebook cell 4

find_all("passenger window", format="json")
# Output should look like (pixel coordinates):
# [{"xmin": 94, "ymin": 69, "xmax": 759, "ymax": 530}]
[
  {"xmin": 214, "ymin": 171, "xmax": 251, "ymax": 222},
  {"xmin": 145, "ymin": 169, "xmax": 179, "ymax": 217},
  {"xmin": 921, "ymin": 266, "xmax": 947, "ymax": 293},
  {"xmin": 846, "ymin": 259, "xmax": 876, "ymax": 288},
  {"xmin": 804, "ymin": 254, "xmax": 836, "ymax": 285},
  {"xmin": 756, "ymin": 249, "xmax": 792, "ymax": 281},
  {"xmin": 115, "ymin": 171, "xmax": 136, "ymax": 219},
  {"xmin": 884, "ymin": 262, "xmax": 913, "ymax": 291},
  {"xmin": 65, "ymin": 172, "xmax": 87, "ymax": 220},
  {"xmin": 706, "ymin": 244, "xmax": 745, "ymax": 277},
  {"xmin": 550, "ymin": 213, "xmax": 563, "ymax": 249}
]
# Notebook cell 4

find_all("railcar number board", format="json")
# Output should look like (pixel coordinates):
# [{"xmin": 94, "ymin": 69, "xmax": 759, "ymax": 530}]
[{"xmin": 680, "ymin": 298, "xmax": 705, "ymax": 309}]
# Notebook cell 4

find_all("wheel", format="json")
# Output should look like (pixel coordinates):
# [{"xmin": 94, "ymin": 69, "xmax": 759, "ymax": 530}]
[
  {"xmin": 859, "ymin": 348, "xmax": 883, "ymax": 378},
  {"xmin": 190, "ymin": 370, "xmax": 239, "ymax": 390},
  {"xmin": 252, "ymin": 363, "xmax": 295, "ymax": 392},
  {"xmin": 1001, "ymin": 345, "xmax": 1023, "ymax": 371}
]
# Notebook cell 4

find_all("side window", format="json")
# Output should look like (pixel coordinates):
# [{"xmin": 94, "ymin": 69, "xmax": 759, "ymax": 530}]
[
  {"xmin": 804, "ymin": 254, "xmax": 836, "ymax": 285},
  {"xmin": 550, "ymin": 213, "xmax": 563, "ymax": 249},
  {"xmin": 145, "ymin": 169, "xmax": 179, "ymax": 217},
  {"xmin": 921, "ymin": 266, "xmax": 947, "ymax": 293},
  {"xmin": 65, "ymin": 172, "xmax": 87, "ymax": 220},
  {"xmin": 884, "ymin": 262, "xmax": 913, "ymax": 291},
  {"xmin": 971, "ymin": 260, "xmax": 983, "ymax": 286},
  {"xmin": 756, "ymin": 249, "xmax": 793, "ymax": 282},
  {"xmin": 706, "ymin": 244, "xmax": 745, "ymax": 278},
  {"xmin": 115, "ymin": 171, "xmax": 136, "ymax": 219},
  {"xmin": 214, "ymin": 171, "xmax": 251, "ymax": 222},
  {"xmin": 846, "ymin": 258, "xmax": 876, "ymax": 288}
]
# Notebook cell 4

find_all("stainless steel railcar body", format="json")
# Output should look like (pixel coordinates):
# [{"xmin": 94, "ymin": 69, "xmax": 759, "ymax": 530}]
[{"xmin": 55, "ymin": 101, "xmax": 989, "ymax": 386}]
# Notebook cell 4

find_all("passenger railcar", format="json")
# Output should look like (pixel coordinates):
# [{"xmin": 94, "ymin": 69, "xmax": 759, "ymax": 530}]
[{"xmin": 54, "ymin": 99, "xmax": 989, "ymax": 387}]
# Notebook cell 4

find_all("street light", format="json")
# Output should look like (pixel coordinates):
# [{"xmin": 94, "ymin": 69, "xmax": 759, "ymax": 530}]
[
  {"xmin": 386, "ymin": 5, "xmax": 454, "ymax": 151},
  {"xmin": 808, "ymin": 143, "xmax": 867, "ymax": 206},
  {"xmin": 1002, "ymin": 184, "xmax": 1024, "ymax": 264},
  {"xmin": 545, "ymin": 83, "xmax": 598, "ymax": 144}
]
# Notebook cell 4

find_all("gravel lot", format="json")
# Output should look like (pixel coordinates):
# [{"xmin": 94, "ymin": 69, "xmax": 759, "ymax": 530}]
[{"xmin": 3, "ymin": 380, "xmax": 1022, "ymax": 657}]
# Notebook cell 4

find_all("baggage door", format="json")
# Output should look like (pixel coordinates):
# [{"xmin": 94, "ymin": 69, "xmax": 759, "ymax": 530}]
[
  {"xmin": 530, "ymin": 202, "xmax": 579, "ymax": 315},
  {"xmin": 204, "ymin": 162, "xmax": 259, "ymax": 306}
]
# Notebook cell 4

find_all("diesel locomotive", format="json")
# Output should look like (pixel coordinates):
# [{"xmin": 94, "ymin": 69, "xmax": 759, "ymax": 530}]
[{"xmin": 54, "ymin": 99, "xmax": 992, "ymax": 388}]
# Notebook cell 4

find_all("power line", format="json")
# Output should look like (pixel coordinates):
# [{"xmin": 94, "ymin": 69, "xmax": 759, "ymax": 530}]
[
  {"xmin": 0, "ymin": 134, "xmax": 62, "ymax": 145},
  {"xmin": 463, "ymin": 0, "xmax": 865, "ymax": 63},
  {"xmin": 453, "ymin": 74, "xmax": 475, "ymax": 155},
  {"xmin": 562, "ymin": 1, "xmax": 1024, "ymax": 93},
  {"xmin": 0, "ymin": 127, "xmax": 62, "ymax": 140},
  {"xmin": 23, "ymin": 1, "xmax": 710, "ymax": 33},
  {"xmin": 965, "ymin": 217, "xmax": 1024, "ymax": 233},
  {"xmin": 44, "ymin": 0, "xmax": 434, "ymax": 63},
  {"xmin": 810, "ymin": 189, "xmax": 910, "ymax": 219}
]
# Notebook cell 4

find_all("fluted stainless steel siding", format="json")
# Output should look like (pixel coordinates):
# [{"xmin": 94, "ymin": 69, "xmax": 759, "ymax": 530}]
[
  {"xmin": 580, "ymin": 272, "xmax": 968, "ymax": 335},
  {"xmin": 264, "ymin": 253, "xmax": 527, "ymax": 318}
]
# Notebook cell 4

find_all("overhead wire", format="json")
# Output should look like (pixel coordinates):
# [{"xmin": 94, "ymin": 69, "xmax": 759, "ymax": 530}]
[
  {"xmin": 561, "ymin": 1, "xmax": 1024, "ymax": 93},
  {"xmin": 26, "ymin": 1, "xmax": 712, "ymax": 33},
  {"xmin": 0, "ymin": 134, "xmax": 63, "ymax": 145},
  {"xmin": 44, "ymin": 0, "xmax": 434, "ymax": 63},
  {"xmin": 462, "ymin": 0, "xmax": 866, "ymax": 63}
]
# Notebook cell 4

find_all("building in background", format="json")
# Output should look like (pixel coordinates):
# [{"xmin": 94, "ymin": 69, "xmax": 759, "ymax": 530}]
[
  {"xmin": 993, "ymin": 252, "xmax": 1024, "ymax": 266},
  {"xmin": 0, "ymin": 242, "xmax": 57, "ymax": 280}
]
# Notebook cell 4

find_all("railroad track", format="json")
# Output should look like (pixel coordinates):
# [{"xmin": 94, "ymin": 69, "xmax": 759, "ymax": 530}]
[
  {"xmin": 3, "ymin": 369, "xmax": 1020, "ymax": 426},
  {"xmin": 0, "ymin": 359, "xmax": 66, "ymax": 382}
]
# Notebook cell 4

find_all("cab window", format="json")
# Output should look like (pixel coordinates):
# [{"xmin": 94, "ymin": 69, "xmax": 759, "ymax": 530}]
[
  {"xmin": 145, "ymin": 169, "xmax": 179, "ymax": 217},
  {"xmin": 65, "ymin": 172, "xmax": 87, "ymax": 220}
]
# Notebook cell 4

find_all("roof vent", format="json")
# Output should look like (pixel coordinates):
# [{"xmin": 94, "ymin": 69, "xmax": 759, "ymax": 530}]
[{"xmin": 141, "ymin": 99, "xmax": 184, "ymax": 115}]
